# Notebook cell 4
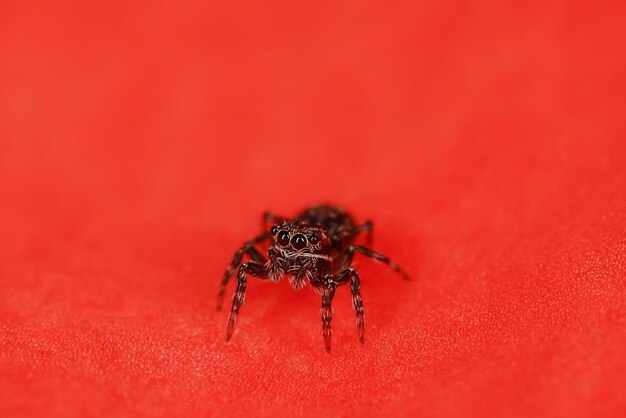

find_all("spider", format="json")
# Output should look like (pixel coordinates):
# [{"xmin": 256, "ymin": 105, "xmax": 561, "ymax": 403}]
[{"xmin": 216, "ymin": 205, "xmax": 410, "ymax": 352}]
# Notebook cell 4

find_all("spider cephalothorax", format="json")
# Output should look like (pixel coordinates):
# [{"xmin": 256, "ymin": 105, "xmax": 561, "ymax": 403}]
[
  {"xmin": 216, "ymin": 205, "xmax": 410, "ymax": 352},
  {"xmin": 267, "ymin": 222, "xmax": 332, "ymax": 289}
]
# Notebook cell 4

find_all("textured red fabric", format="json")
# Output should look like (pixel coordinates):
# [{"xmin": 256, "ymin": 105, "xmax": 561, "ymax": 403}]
[{"xmin": 1, "ymin": 1, "xmax": 625, "ymax": 417}]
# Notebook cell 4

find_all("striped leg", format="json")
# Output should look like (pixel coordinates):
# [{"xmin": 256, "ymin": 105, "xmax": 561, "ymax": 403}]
[
  {"xmin": 349, "ymin": 269, "xmax": 365, "ymax": 343},
  {"xmin": 342, "ymin": 245, "xmax": 410, "ymax": 280},
  {"xmin": 226, "ymin": 261, "xmax": 267, "ymax": 341},
  {"xmin": 335, "ymin": 268, "xmax": 365, "ymax": 343},
  {"xmin": 263, "ymin": 211, "xmax": 285, "ymax": 229},
  {"xmin": 321, "ymin": 282, "xmax": 337, "ymax": 353},
  {"xmin": 351, "ymin": 221, "xmax": 374, "ymax": 246},
  {"xmin": 216, "ymin": 233, "xmax": 268, "ymax": 311}
]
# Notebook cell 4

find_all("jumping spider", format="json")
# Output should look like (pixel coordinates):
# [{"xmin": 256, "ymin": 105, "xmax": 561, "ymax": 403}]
[{"xmin": 216, "ymin": 205, "xmax": 410, "ymax": 352}]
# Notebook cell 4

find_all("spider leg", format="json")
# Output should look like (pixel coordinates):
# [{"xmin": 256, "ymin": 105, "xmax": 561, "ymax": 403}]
[
  {"xmin": 226, "ymin": 261, "xmax": 268, "ymax": 341},
  {"xmin": 321, "ymin": 281, "xmax": 337, "ymax": 353},
  {"xmin": 245, "ymin": 245, "xmax": 267, "ymax": 264},
  {"xmin": 216, "ymin": 232, "xmax": 269, "ymax": 311},
  {"xmin": 263, "ymin": 211, "xmax": 285, "ymax": 229},
  {"xmin": 342, "ymin": 269, "xmax": 365, "ymax": 343},
  {"xmin": 333, "ymin": 221, "xmax": 373, "ymax": 247},
  {"xmin": 323, "ymin": 268, "xmax": 365, "ymax": 345},
  {"xmin": 348, "ymin": 221, "xmax": 374, "ymax": 246},
  {"xmin": 342, "ymin": 245, "xmax": 410, "ymax": 280}
]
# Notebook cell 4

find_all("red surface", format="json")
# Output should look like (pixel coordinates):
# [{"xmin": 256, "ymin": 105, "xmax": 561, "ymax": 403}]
[{"xmin": 1, "ymin": 1, "xmax": 625, "ymax": 417}]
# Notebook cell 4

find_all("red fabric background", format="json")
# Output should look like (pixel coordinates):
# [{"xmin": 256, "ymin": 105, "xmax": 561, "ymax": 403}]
[{"xmin": 1, "ymin": 1, "xmax": 625, "ymax": 417}]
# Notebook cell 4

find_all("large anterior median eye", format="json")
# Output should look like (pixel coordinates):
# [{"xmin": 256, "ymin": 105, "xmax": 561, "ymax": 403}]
[
  {"xmin": 291, "ymin": 234, "xmax": 307, "ymax": 250},
  {"xmin": 277, "ymin": 231, "xmax": 290, "ymax": 246}
]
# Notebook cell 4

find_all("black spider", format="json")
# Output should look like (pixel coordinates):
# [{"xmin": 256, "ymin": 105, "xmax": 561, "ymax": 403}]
[{"xmin": 216, "ymin": 205, "xmax": 410, "ymax": 352}]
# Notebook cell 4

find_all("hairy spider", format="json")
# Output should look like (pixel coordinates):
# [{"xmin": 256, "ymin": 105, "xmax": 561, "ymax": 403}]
[{"xmin": 216, "ymin": 205, "xmax": 410, "ymax": 352}]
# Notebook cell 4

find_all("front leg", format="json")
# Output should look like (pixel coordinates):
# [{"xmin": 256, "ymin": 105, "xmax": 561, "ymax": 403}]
[
  {"xmin": 336, "ymin": 268, "xmax": 365, "ymax": 343},
  {"xmin": 217, "ymin": 232, "xmax": 269, "ymax": 311},
  {"xmin": 321, "ymin": 281, "xmax": 337, "ymax": 353},
  {"xmin": 226, "ymin": 261, "xmax": 268, "ymax": 341}
]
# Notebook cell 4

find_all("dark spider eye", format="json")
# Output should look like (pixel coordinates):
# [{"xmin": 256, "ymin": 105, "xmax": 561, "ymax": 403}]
[
  {"xmin": 309, "ymin": 235, "xmax": 318, "ymax": 245},
  {"xmin": 270, "ymin": 225, "xmax": 279, "ymax": 235},
  {"xmin": 277, "ymin": 231, "xmax": 290, "ymax": 246},
  {"xmin": 291, "ymin": 234, "xmax": 307, "ymax": 250}
]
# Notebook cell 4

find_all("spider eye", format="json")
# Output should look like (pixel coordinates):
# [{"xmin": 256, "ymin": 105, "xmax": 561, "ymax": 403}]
[
  {"xmin": 277, "ymin": 231, "xmax": 290, "ymax": 246},
  {"xmin": 291, "ymin": 234, "xmax": 307, "ymax": 250},
  {"xmin": 309, "ymin": 235, "xmax": 318, "ymax": 245},
  {"xmin": 270, "ymin": 225, "xmax": 279, "ymax": 235}
]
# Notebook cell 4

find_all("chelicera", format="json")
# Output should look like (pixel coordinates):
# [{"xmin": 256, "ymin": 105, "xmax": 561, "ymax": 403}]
[{"xmin": 216, "ymin": 205, "xmax": 410, "ymax": 352}]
